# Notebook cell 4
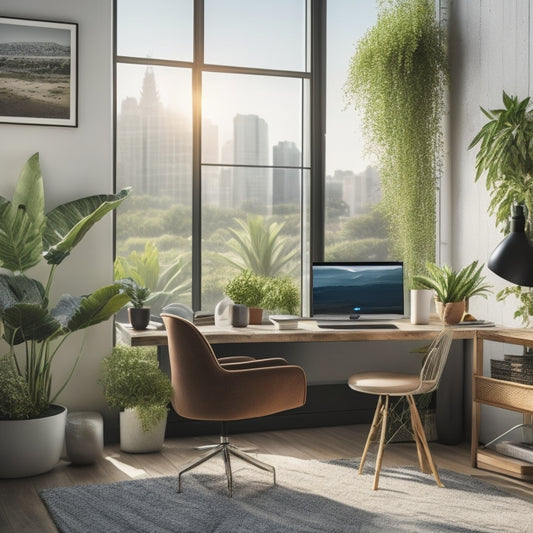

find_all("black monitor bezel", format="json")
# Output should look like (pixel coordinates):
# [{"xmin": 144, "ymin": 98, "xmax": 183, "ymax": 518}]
[{"xmin": 311, "ymin": 261, "xmax": 405, "ymax": 317}]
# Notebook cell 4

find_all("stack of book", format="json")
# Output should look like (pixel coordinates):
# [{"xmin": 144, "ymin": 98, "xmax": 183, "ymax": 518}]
[
  {"xmin": 493, "ymin": 441, "xmax": 533, "ymax": 463},
  {"xmin": 490, "ymin": 353, "xmax": 533, "ymax": 385},
  {"xmin": 193, "ymin": 311, "xmax": 215, "ymax": 326}
]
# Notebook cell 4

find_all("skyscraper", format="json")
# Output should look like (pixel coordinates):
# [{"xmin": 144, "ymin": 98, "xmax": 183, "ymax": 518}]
[
  {"xmin": 273, "ymin": 140, "xmax": 301, "ymax": 208},
  {"xmin": 232, "ymin": 114, "xmax": 271, "ymax": 212}
]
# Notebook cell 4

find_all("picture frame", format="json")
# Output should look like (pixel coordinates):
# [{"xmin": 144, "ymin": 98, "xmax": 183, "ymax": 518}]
[{"xmin": 0, "ymin": 16, "xmax": 78, "ymax": 127}]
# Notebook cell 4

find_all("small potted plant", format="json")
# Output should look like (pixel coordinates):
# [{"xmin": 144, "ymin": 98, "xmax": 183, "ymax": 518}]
[
  {"xmin": 223, "ymin": 270, "xmax": 266, "ymax": 325},
  {"xmin": 101, "ymin": 345, "xmax": 173, "ymax": 453},
  {"xmin": 413, "ymin": 260, "xmax": 491, "ymax": 325},
  {"xmin": 261, "ymin": 276, "xmax": 300, "ymax": 315},
  {"xmin": 117, "ymin": 277, "xmax": 151, "ymax": 330}
]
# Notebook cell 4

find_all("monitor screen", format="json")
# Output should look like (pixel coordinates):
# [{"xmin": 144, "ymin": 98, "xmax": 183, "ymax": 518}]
[{"xmin": 312, "ymin": 262, "xmax": 404, "ymax": 317}]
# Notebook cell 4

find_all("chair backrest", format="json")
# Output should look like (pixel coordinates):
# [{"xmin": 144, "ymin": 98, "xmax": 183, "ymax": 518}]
[
  {"xmin": 419, "ymin": 327, "xmax": 455, "ymax": 394},
  {"xmin": 161, "ymin": 313, "xmax": 226, "ymax": 419}
]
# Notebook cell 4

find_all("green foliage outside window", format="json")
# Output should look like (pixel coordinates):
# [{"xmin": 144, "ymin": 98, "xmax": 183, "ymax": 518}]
[{"xmin": 223, "ymin": 215, "xmax": 299, "ymax": 277}]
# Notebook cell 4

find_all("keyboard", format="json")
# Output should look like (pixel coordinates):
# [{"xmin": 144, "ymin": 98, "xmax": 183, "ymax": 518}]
[{"xmin": 317, "ymin": 323, "xmax": 399, "ymax": 330}]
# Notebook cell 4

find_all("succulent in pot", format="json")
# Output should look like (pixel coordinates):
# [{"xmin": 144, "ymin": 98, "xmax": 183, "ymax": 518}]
[{"xmin": 116, "ymin": 277, "xmax": 151, "ymax": 330}]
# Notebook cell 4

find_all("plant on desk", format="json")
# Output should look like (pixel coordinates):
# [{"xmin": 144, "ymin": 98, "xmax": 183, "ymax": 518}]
[
  {"xmin": 261, "ymin": 276, "xmax": 300, "ymax": 316},
  {"xmin": 413, "ymin": 260, "xmax": 491, "ymax": 325},
  {"xmin": 224, "ymin": 270, "xmax": 266, "ymax": 325},
  {"xmin": 116, "ymin": 277, "xmax": 151, "ymax": 330}
]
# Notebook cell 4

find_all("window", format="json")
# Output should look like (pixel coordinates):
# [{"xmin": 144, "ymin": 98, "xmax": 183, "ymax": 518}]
[{"xmin": 115, "ymin": 0, "xmax": 385, "ymax": 315}]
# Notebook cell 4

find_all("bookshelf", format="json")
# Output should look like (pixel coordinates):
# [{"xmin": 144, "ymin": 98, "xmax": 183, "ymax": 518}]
[{"xmin": 472, "ymin": 330, "xmax": 533, "ymax": 481}]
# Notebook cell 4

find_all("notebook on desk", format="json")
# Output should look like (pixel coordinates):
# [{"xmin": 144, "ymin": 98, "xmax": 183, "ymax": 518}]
[{"xmin": 312, "ymin": 261, "xmax": 405, "ymax": 329}]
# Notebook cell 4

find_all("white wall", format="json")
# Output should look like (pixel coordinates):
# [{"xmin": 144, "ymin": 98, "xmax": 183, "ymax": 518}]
[
  {"xmin": 0, "ymin": 0, "xmax": 114, "ymax": 411},
  {"xmin": 449, "ymin": 0, "xmax": 532, "ymax": 441}
]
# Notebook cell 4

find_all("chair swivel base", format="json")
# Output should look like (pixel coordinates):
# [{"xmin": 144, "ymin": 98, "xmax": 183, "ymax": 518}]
[{"xmin": 178, "ymin": 435, "xmax": 276, "ymax": 497}]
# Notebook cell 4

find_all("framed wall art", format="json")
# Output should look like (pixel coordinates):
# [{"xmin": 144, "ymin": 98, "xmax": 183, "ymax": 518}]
[{"xmin": 0, "ymin": 16, "xmax": 78, "ymax": 127}]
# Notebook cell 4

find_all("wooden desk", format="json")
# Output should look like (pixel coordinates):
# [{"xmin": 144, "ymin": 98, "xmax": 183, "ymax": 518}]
[
  {"xmin": 115, "ymin": 318, "xmax": 491, "ymax": 443},
  {"xmin": 472, "ymin": 329, "xmax": 533, "ymax": 481},
  {"xmin": 116, "ymin": 318, "xmax": 483, "ymax": 347}
]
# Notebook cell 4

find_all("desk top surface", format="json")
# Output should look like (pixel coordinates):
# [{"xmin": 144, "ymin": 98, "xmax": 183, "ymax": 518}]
[{"xmin": 116, "ymin": 318, "xmax": 497, "ymax": 347}]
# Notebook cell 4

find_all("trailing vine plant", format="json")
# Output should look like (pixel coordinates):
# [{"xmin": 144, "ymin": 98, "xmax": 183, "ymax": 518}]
[{"xmin": 344, "ymin": 0, "xmax": 448, "ymax": 286}]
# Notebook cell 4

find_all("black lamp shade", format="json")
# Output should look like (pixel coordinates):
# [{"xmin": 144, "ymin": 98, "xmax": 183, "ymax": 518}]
[{"xmin": 488, "ymin": 205, "xmax": 533, "ymax": 287}]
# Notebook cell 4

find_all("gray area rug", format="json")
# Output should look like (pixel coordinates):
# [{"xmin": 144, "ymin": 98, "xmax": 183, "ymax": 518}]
[{"xmin": 40, "ymin": 454, "xmax": 533, "ymax": 533}]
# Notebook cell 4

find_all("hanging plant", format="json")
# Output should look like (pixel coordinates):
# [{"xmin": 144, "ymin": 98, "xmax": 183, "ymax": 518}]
[{"xmin": 344, "ymin": 0, "xmax": 448, "ymax": 286}]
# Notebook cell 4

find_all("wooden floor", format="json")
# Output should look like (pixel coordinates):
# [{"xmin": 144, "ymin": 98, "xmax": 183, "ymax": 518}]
[{"xmin": 1, "ymin": 424, "xmax": 532, "ymax": 532}]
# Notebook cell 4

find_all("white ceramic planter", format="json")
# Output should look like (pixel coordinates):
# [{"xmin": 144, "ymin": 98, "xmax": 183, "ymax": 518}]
[
  {"xmin": 410, "ymin": 289, "xmax": 433, "ymax": 325},
  {"xmin": 0, "ymin": 405, "xmax": 67, "ymax": 478},
  {"xmin": 120, "ymin": 408, "xmax": 167, "ymax": 453}
]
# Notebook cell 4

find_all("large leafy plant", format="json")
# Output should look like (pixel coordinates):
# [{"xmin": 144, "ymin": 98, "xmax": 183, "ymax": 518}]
[
  {"xmin": 469, "ymin": 92, "xmax": 533, "ymax": 324},
  {"xmin": 344, "ymin": 0, "xmax": 448, "ymax": 286},
  {"xmin": 0, "ymin": 153, "xmax": 130, "ymax": 419}
]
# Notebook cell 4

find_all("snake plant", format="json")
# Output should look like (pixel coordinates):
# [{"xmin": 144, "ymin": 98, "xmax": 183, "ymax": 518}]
[{"xmin": 413, "ymin": 260, "xmax": 492, "ymax": 304}]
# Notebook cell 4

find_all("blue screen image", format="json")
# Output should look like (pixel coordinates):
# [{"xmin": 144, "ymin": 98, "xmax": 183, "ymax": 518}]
[{"xmin": 312, "ymin": 262, "xmax": 404, "ymax": 316}]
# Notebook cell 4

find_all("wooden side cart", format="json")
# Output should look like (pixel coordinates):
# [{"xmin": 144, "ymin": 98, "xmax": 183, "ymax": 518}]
[{"xmin": 472, "ymin": 329, "xmax": 533, "ymax": 480}]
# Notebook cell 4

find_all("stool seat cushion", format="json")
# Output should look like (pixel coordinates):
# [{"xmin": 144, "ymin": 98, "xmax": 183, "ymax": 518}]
[{"xmin": 348, "ymin": 372, "xmax": 435, "ymax": 396}]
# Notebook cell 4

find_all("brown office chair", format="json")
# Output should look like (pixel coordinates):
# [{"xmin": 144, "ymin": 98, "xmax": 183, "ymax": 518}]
[
  {"xmin": 161, "ymin": 313, "xmax": 307, "ymax": 497},
  {"xmin": 348, "ymin": 327, "xmax": 454, "ymax": 490}
]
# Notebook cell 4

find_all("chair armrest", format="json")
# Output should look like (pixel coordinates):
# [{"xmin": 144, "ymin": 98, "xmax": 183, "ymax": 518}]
[
  {"xmin": 220, "ymin": 357, "xmax": 289, "ymax": 370},
  {"xmin": 218, "ymin": 356, "xmax": 256, "ymax": 364}
]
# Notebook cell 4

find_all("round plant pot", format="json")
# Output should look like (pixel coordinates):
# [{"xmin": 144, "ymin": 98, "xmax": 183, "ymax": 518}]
[
  {"xmin": 0, "ymin": 405, "xmax": 67, "ymax": 478},
  {"xmin": 128, "ymin": 307, "xmax": 151, "ymax": 330},
  {"xmin": 120, "ymin": 408, "xmax": 167, "ymax": 453},
  {"xmin": 438, "ymin": 300, "xmax": 465, "ymax": 325}
]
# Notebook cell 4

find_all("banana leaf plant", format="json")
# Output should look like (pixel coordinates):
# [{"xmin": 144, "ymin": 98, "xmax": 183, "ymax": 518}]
[{"xmin": 0, "ymin": 153, "xmax": 131, "ymax": 419}]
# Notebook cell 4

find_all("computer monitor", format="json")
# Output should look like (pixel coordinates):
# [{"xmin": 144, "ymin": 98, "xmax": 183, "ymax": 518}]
[{"xmin": 312, "ymin": 261, "xmax": 404, "ymax": 320}]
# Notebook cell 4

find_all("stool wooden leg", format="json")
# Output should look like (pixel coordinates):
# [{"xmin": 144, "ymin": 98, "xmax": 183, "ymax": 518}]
[
  {"xmin": 407, "ymin": 395, "xmax": 444, "ymax": 488},
  {"xmin": 359, "ymin": 395, "xmax": 384, "ymax": 475},
  {"xmin": 408, "ymin": 396, "xmax": 430, "ymax": 473},
  {"xmin": 373, "ymin": 395, "xmax": 389, "ymax": 490}
]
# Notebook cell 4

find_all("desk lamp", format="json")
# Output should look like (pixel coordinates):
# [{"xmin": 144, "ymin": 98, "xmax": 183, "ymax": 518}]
[
  {"xmin": 486, "ymin": 203, "xmax": 533, "ymax": 445},
  {"xmin": 488, "ymin": 204, "xmax": 533, "ymax": 287}
]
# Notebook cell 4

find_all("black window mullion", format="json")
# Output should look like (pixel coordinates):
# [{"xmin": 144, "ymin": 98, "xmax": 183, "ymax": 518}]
[
  {"xmin": 310, "ymin": 0, "xmax": 326, "ymax": 263},
  {"xmin": 191, "ymin": 0, "xmax": 204, "ymax": 311}
]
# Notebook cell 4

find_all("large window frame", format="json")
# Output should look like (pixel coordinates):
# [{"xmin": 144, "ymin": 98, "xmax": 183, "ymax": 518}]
[{"xmin": 114, "ymin": 0, "xmax": 326, "ymax": 313}]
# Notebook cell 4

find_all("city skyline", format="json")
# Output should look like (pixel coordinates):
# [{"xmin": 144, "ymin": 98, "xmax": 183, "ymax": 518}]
[{"xmin": 117, "ymin": 65, "xmax": 380, "ymax": 217}]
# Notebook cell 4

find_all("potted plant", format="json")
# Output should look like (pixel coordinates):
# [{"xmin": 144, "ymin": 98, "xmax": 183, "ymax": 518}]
[
  {"xmin": 100, "ymin": 345, "xmax": 172, "ymax": 453},
  {"xmin": 223, "ymin": 270, "xmax": 266, "ymax": 325},
  {"xmin": 413, "ymin": 260, "xmax": 492, "ymax": 324},
  {"xmin": 261, "ymin": 276, "xmax": 300, "ymax": 315},
  {"xmin": 469, "ymin": 92, "xmax": 533, "ymax": 325},
  {"xmin": 117, "ymin": 277, "xmax": 151, "ymax": 330},
  {"xmin": 0, "ymin": 153, "xmax": 130, "ymax": 478}
]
